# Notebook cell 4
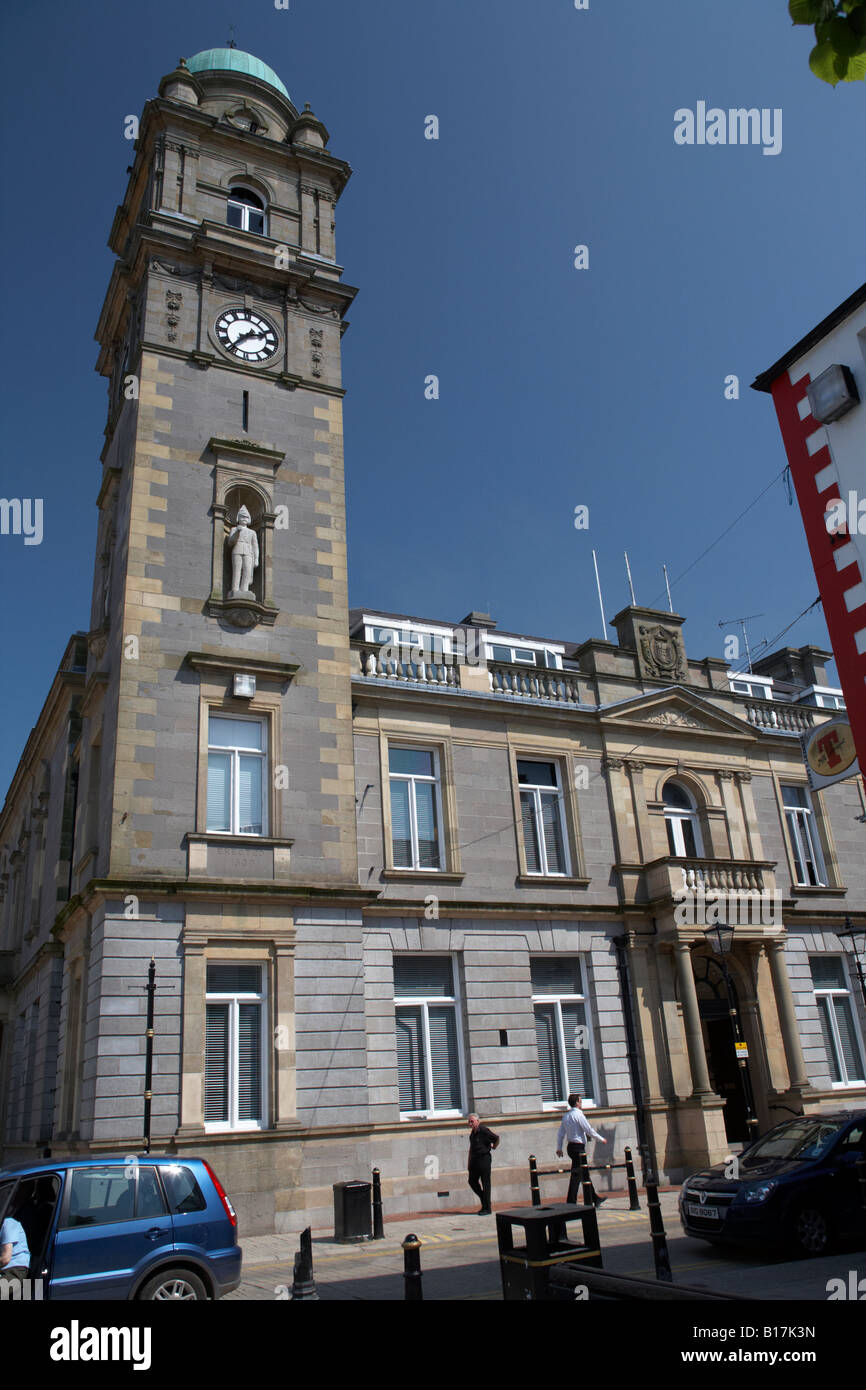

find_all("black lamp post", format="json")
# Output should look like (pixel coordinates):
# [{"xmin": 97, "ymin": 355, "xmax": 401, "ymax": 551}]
[
  {"xmin": 836, "ymin": 917, "xmax": 866, "ymax": 1010},
  {"xmin": 703, "ymin": 923, "xmax": 759, "ymax": 1140}
]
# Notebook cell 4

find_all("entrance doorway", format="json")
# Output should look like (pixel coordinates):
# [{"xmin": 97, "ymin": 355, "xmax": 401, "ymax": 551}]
[{"xmin": 694, "ymin": 955, "xmax": 750, "ymax": 1144}]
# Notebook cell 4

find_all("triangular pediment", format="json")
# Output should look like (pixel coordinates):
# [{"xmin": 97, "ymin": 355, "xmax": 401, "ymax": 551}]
[{"xmin": 599, "ymin": 686, "xmax": 758, "ymax": 742}]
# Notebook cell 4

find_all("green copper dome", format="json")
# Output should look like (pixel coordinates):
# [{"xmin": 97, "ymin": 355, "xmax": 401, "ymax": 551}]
[{"xmin": 186, "ymin": 48, "xmax": 290, "ymax": 101}]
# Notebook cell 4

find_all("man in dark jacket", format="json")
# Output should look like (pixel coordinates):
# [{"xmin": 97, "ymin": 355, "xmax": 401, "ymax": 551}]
[{"xmin": 467, "ymin": 1113, "xmax": 500, "ymax": 1214}]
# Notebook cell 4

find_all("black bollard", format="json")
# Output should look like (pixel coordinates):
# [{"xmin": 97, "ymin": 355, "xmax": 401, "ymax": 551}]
[
  {"xmin": 646, "ymin": 1180, "xmax": 672, "ymax": 1283},
  {"xmin": 290, "ymin": 1226, "xmax": 319, "ymax": 1300},
  {"xmin": 624, "ymin": 1147, "xmax": 641, "ymax": 1211},
  {"xmin": 372, "ymin": 1167, "xmax": 384, "ymax": 1239},
  {"xmin": 402, "ymin": 1233, "xmax": 423, "ymax": 1301},
  {"xmin": 529, "ymin": 1154, "xmax": 541, "ymax": 1207}
]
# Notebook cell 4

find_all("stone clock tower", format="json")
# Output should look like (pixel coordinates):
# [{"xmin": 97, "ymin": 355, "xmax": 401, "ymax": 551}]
[{"xmin": 57, "ymin": 48, "xmax": 371, "ymax": 1213}]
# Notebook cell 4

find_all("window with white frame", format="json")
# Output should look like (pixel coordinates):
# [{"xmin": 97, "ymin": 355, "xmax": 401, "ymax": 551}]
[
  {"xmin": 367, "ymin": 624, "xmax": 449, "ymax": 659},
  {"xmin": 781, "ymin": 784, "xmax": 826, "ymax": 887},
  {"xmin": 489, "ymin": 642, "xmax": 562, "ymax": 669},
  {"xmin": 227, "ymin": 186, "xmax": 266, "ymax": 235},
  {"xmin": 388, "ymin": 746, "xmax": 443, "ymax": 869},
  {"xmin": 393, "ymin": 956, "xmax": 463, "ymax": 1117},
  {"xmin": 728, "ymin": 676, "xmax": 774, "ymax": 699},
  {"xmin": 810, "ymin": 956, "xmax": 865, "ymax": 1086},
  {"xmin": 663, "ymin": 781, "xmax": 703, "ymax": 858},
  {"xmin": 207, "ymin": 714, "xmax": 267, "ymax": 836},
  {"xmin": 517, "ymin": 759, "xmax": 569, "ymax": 876},
  {"xmin": 205, "ymin": 964, "xmax": 267, "ymax": 1130},
  {"xmin": 531, "ymin": 957, "xmax": 596, "ymax": 1105}
]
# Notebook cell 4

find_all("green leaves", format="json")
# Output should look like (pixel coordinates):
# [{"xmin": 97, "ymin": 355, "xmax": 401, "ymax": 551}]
[
  {"xmin": 789, "ymin": 0, "xmax": 834, "ymax": 22},
  {"xmin": 791, "ymin": 0, "xmax": 866, "ymax": 82}
]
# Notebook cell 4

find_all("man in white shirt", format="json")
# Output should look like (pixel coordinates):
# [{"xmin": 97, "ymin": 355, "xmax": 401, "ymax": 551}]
[{"xmin": 555, "ymin": 1093, "xmax": 607, "ymax": 1206}]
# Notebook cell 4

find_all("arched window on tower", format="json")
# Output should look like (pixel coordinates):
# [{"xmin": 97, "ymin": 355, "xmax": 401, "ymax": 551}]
[
  {"xmin": 663, "ymin": 780, "xmax": 703, "ymax": 859},
  {"xmin": 227, "ymin": 187, "xmax": 266, "ymax": 236}
]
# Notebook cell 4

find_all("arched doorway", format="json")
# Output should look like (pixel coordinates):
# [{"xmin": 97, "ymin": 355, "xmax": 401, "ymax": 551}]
[{"xmin": 693, "ymin": 954, "xmax": 750, "ymax": 1143}]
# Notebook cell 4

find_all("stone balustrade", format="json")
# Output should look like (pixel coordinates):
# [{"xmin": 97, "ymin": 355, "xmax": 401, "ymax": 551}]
[
  {"xmin": 741, "ymin": 698, "xmax": 815, "ymax": 734},
  {"xmin": 487, "ymin": 662, "xmax": 583, "ymax": 703},
  {"xmin": 353, "ymin": 644, "xmax": 461, "ymax": 688},
  {"xmin": 352, "ymin": 647, "xmax": 585, "ymax": 703},
  {"xmin": 678, "ymin": 860, "xmax": 767, "ymax": 893}
]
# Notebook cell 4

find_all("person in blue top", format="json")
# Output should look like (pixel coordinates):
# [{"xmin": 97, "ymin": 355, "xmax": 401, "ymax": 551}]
[{"xmin": 0, "ymin": 1215, "xmax": 30, "ymax": 1281}]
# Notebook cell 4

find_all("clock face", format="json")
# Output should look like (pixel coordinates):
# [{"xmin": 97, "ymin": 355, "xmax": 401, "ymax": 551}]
[{"xmin": 215, "ymin": 308, "xmax": 279, "ymax": 363}]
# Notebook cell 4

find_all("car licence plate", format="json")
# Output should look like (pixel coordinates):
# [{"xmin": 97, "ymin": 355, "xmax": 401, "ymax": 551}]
[{"xmin": 686, "ymin": 1201, "xmax": 718, "ymax": 1219}]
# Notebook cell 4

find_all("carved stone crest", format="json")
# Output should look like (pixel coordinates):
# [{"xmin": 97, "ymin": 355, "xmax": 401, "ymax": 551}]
[
  {"xmin": 637, "ymin": 623, "xmax": 687, "ymax": 683},
  {"xmin": 644, "ymin": 709, "xmax": 704, "ymax": 729}
]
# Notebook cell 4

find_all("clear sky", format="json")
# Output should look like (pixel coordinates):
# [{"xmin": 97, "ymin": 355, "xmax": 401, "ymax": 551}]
[{"xmin": 1, "ymin": 0, "xmax": 864, "ymax": 795}]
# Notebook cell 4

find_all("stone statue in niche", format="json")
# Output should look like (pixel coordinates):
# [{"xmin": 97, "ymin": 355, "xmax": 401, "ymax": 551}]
[{"xmin": 227, "ymin": 505, "xmax": 259, "ymax": 598}]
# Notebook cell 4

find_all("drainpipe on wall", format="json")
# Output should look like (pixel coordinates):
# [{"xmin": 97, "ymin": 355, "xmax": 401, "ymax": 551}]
[{"xmin": 613, "ymin": 934, "xmax": 659, "ymax": 1185}]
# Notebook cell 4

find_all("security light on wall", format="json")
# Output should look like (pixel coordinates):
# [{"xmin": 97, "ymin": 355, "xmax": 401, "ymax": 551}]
[
  {"xmin": 806, "ymin": 364, "xmax": 860, "ymax": 424},
  {"xmin": 233, "ymin": 673, "xmax": 256, "ymax": 698}
]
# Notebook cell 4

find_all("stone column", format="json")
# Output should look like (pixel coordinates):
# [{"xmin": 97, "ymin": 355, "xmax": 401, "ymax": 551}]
[
  {"xmin": 673, "ymin": 939, "xmax": 712, "ymax": 1095},
  {"xmin": 766, "ymin": 938, "xmax": 810, "ymax": 1090},
  {"xmin": 734, "ymin": 770, "xmax": 764, "ymax": 861},
  {"xmin": 300, "ymin": 182, "xmax": 317, "ymax": 251},
  {"xmin": 716, "ymin": 770, "xmax": 742, "ymax": 858},
  {"xmin": 273, "ymin": 941, "xmax": 298, "ymax": 1130},
  {"xmin": 624, "ymin": 761, "xmax": 649, "ymax": 861},
  {"xmin": 176, "ymin": 939, "xmax": 206, "ymax": 1135},
  {"xmin": 602, "ymin": 757, "xmax": 640, "ymax": 864}
]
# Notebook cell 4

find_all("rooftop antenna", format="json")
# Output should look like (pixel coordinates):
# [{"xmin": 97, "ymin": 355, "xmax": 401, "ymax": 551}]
[
  {"xmin": 227, "ymin": 25, "xmax": 237, "ymax": 49},
  {"xmin": 624, "ymin": 551, "xmax": 637, "ymax": 606},
  {"xmin": 662, "ymin": 564, "xmax": 674, "ymax": 614},
  {"xmin": 592, "ymin": 550, "xmax": 608, "ymax": 641},
  {"xmin": 718, "ymin": 613, "xmax": 764, "ymax": 674}
]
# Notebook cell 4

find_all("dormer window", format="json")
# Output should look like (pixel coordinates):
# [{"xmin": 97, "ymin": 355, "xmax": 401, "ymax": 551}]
[{"xmin": 227, "ymin": 187, "xmax": 266, "ymax": 236}]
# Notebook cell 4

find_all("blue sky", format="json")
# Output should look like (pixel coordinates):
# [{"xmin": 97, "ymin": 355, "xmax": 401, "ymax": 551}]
[{"xmin": 1, "ymin": 0, "xmax": 864, "ymax": 794}]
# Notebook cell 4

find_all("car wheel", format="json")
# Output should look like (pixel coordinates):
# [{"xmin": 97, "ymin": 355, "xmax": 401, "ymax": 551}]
[
  {"xmin": 138, "ymin": 1268, "xmax": 208, "ymax": 1301},
  {"xmin": 792, "ymin": 1205, "xmax": 833, "ymax": 1257}
]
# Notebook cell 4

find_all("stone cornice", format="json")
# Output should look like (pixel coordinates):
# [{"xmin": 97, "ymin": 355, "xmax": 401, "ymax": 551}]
[
  {"xmin": 207, "ymin": 436, "xmax": 285, "ymax": 468},
  {"xmin": 184, "ymin": 650, "xmax": 298, "ymax": 683}
]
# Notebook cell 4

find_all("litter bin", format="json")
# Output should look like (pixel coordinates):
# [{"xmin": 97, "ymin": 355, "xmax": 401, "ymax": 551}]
[
  {"xmin": 496, "ymin": 1203, "xmax": 602, "ymax": 1300},
  {"xmin": 333, "ymin": 1180, "xmax": 373, "ymax": 1243}
]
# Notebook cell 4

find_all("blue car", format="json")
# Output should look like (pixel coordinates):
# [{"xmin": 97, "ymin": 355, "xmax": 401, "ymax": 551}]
[
  {"xmin": 679, "ymin": 1110, "xmax": 866, "ymax": 1257},
  {"xmin": 0, "ymin": 1155, "xmax": 242, "ymax": 1299}
]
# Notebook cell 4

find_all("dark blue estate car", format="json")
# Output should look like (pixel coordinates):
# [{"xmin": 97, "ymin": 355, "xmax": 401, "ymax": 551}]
[
  {"xmin": 679, "ymin": 1110, "xmax": 866, "ymax": 1257},
  {"xmin": 0, "ymin": 1155, "xmax": 242, "ymax": 1299}
]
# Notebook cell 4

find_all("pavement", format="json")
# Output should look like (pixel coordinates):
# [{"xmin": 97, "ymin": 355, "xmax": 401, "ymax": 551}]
[{"xmin": 225, "ymin": 1186, "xmax": 866, "ymax": 1301}]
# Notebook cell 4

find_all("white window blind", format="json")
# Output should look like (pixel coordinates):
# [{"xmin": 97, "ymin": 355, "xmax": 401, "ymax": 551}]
[
  {"xmin": 393, "ymin": 956, "xmax": 463, "ymax": 1117},
  {"xmin": 205, "ymin": 963, "xmax": 266, "ymax": 1129},
  {"xmin": 531, "ymin": 956, "xmax": 596, "ymax": 1105},
  {"xmin": 388, "ymin": 746, "xmax": 442, "ymax": 870},
  {"xmin": 207, "ymin": 715, "xmax": 266, "ymax": 836}
]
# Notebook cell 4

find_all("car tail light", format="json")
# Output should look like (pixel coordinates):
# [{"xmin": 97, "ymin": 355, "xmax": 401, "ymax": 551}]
[{"xmin": 203, "ymin": 1160, "xmax": 237, "ymax": 1226}]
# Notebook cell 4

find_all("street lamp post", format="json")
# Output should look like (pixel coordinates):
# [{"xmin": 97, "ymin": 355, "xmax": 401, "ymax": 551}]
[
  {"xmin": 703, "ymin": 923, "xmax": 760, "ymax": 1141},
  {"xmin": 836, "ymin": 916, "xmax": 866, "ymax": 1010}
]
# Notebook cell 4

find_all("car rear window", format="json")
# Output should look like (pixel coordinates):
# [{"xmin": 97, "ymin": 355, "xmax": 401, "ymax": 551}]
[
  {"xmin": 160, "ymin": 1165, "xmax": 208, "ymax": 1215},
  {"xmin": 60, "ymin": 1165, "xmax": 167, "ymax": 1227},
  {"xmin": 63, "ymin": 1168, "xmax": 135, "ymax": 1227}
]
